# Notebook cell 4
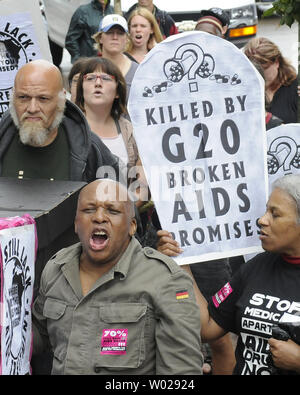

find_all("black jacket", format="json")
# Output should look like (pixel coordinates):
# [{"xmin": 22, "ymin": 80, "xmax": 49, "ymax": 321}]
[
  {"xmin": 65, "ymin": 0, "xmax": 113, "ymax": 63},
  {"xmin": 0, "ymin": 99, "xmax": 120, "ymax": 182}
]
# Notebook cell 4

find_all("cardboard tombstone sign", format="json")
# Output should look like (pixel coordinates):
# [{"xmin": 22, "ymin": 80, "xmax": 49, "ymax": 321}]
[
  {"xmin": 128, "ymin": 31, "xmax": 268, "ymax": 265},
  {"xmin": 0, "ymin": 0, "xmax": 51, "ymax": 118},
  {"xmin": 244, "ymin": 124, "xmax": 300, "ymax": 263},
  {"xmin": 267, "ymin": 123, "xmax": 300, "ymax": 187},
  {"xmin": 0, "ymin": 214, "xmax": 37, "ymax": 375}
]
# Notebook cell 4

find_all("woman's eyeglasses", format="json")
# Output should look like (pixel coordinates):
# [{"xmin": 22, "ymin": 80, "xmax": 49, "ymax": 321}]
[{"xmin": 83, "ymin": 73, "xmax": 115, "ymax": 83}]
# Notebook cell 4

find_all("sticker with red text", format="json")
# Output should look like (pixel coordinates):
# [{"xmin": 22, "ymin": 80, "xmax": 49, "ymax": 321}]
[
  {"xmin": 100, "ymin": 329, "xmax": 128, "ymax": 355},
  {"xmin": 212, "ymin": 282, "xmax": 233, "ymax": 308}
]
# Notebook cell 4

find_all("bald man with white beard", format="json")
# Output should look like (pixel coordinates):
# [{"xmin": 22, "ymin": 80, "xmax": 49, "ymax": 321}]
[{"xmin": 0, "ymin": 59, "xmax": 120, "ymax": 182}]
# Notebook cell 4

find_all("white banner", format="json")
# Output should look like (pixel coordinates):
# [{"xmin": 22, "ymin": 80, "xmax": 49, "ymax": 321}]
[
  {"xmin": 0, "ymin": 215, "xmax": 37, "ymax": 375},
  {"xmin": 267, "ymin": 123, "xmax": 300, "ymax": 187},
  {"xmin": 128, "ymin": 31, "xmax": 268, "ymax": 265},
  {"xmin": 0, "ymin": 0, "xmax": 51, "ymax": 118}
]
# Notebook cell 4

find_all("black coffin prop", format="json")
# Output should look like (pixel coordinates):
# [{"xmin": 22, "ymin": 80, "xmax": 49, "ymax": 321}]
[{"xmin": 0, "ymin": 177, "xmax": 86, "ymax": 296}]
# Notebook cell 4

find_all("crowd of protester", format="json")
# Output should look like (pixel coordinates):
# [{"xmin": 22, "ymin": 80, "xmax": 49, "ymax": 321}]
[{"xmin": 0, "ymin": 0, "xmax": 299, "ymax": 376}]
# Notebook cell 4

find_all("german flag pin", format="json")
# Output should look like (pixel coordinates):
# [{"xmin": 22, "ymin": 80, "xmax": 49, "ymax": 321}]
[{"xmin": 176, "ymin": 289, "xmax": 189, "ymax": 300}]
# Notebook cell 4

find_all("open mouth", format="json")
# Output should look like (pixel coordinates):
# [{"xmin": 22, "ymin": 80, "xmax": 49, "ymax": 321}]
[
  {"xmin": 90, "ymin": 230, "xmax": 109, "ymax": 250},
  {"xmin": 133, "ymin": 34, "xmax": 144, "ymax": 43}
]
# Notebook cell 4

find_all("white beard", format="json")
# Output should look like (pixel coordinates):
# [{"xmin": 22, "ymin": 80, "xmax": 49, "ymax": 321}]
[
  {"xmin": 18, "ymin": 120, "xmax": 54, "ymax": 146},
  {"xmin": 9, "ymin": 92, "xmax": 66, "ymax": 147}
]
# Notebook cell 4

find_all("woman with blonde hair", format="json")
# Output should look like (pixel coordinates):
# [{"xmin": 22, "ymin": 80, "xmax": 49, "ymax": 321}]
[
  {"xmin": 244, "ymin": 37, "xmax": 297, "ymax": 124},
  {"xmin": 125, "ymin": 7, "xmax": 163, "ymax": 64},
  {"xmin": 92, "ymin": 14, "xmax": 138, "ymax": 101}
]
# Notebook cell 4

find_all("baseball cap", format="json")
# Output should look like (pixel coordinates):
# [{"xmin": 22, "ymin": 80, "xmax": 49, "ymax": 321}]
[
  {"xmin": 99, "ymin": 14, "xmax": 128, "ymax": 33},
  {"xmin": 198, "ymin": 8, "xmax": 230, "ymax": 27}
]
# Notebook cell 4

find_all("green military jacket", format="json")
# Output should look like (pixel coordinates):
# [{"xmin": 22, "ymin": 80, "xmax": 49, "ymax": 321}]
[{"xmin": 33, "ymin": 237, "xmax": 203, "ymax": 375}]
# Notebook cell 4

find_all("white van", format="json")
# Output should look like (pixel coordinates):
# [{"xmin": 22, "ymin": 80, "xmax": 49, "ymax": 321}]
[
  {"xmin": 42, "ymin": 0, "xmax": 258, "ymax": 65},
  {"xmin": 133, "ymin": 0, "xmax": 258, "ymax": 47},
  {"xmin": 255, "ymin": 0, "xmax": 275, "ymax": 16}
]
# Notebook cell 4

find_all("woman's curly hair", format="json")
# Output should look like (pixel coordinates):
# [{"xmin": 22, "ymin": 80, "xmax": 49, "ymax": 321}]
[{"xmin": 243, "ymin": 37, "xmax": 296, "ymax": 91}]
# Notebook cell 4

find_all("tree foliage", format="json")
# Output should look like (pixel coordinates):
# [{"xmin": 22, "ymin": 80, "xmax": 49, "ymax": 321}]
[
  {"xmin": 264, "ymin": 0, "xmax": 300, "ymax": 27},
  {"xmin": 264, "ymin": 0, "xmax": 300, "ymax": 121}
]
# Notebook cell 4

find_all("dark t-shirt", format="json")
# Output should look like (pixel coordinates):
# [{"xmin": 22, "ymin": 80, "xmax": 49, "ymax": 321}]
[
  {"xmin": 270, "ymin": 78, "xmax": 298, "ymax": 124},
  {"xmin": 208, "ymin": 252, "xmax": 300, "ymax": 375},
  {"xmin": 1, "ymin": 124, "xmax": 70, "ymax": 180}
]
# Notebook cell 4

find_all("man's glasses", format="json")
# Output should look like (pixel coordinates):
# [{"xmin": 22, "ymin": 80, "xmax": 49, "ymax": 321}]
[{"xmin": 83, "ymin": 73, "xmax": 115, "ymax": 83}]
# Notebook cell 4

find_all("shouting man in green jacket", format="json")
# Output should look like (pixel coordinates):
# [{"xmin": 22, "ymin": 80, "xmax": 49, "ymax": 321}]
[{"xmin": 32, "ymin": 178, "xmax": 203, "ymax": 375}]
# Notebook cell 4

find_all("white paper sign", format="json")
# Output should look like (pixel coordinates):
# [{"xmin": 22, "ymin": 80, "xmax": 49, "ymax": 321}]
[
  {"xmin": 0, "ymin": 0, "xmax": 51, "ymax": 118},
  {"xmin": 0, "ymin": 218, "xmax": 36, "ymax": 375},
  {"xmin": 267, "ymin": 123, "xmax": 300, "ymax": 187},
  {"xmin": 244, "ymin": 123, "xmax": 300, "ymax": 263},
  {"xmin": 128, "ymin": 31, "xmax": 268, "ymax": 265}
]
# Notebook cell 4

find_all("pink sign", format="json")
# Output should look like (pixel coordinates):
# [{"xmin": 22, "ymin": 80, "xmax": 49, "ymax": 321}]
[
  {"xmin": 212, "ymin": 282, "xmax": 233, "ymax": 308},
  {"xmin": 0, "ymin": 214, "xmax": 37, "ymax": 375},
  {"xmin": 100, "ymin": 329, "xmax": 128, "ymax": 355}
]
